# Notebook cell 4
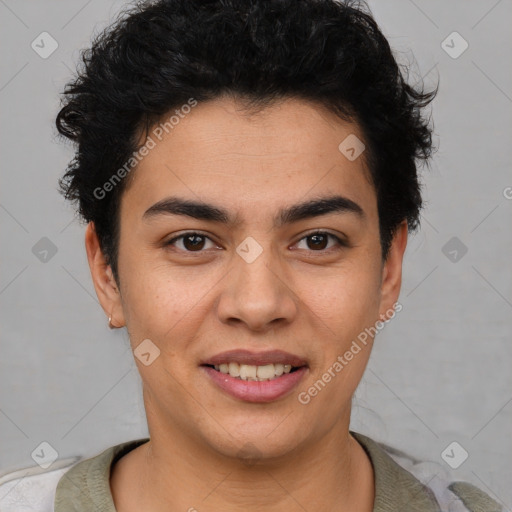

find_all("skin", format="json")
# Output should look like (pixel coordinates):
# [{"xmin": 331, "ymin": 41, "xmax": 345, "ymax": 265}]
[{"xmin": 85, "ymin": 95, "xmax": 408, "ymax": 512}]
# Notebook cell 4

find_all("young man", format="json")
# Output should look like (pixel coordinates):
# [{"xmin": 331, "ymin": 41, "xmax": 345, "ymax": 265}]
[{"xmin": 0, "ymin": 0, "xmax": 502, "ymax": 511}]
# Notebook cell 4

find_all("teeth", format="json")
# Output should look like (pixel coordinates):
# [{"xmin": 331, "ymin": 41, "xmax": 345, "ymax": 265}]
[
  {"xmin": 256, "ymin": 364, "xmax": 275, "ymax": 379},
  {"xmin": 212, "ymin": 362, "xmax": 296, "ymax": 380},
  {"xmin": 274, "ymin": 363, "xmax": 284, "ymax": 376},
  {"xmin": 228, "ymin": 362, "xmax": 240, "ymax": 377},
  {"xmin": 239, "ymin": 364, "xmax": 257, "ymax": 380}
]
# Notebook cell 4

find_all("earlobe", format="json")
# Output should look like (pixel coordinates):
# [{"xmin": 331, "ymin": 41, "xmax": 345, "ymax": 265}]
[
  {"xmin": 84, "ymin": 221, "xmax": 125, "ymax": 328},
  {"xmin": 378, "ymin": 220, "xmax": 408, "ymax": 321}
]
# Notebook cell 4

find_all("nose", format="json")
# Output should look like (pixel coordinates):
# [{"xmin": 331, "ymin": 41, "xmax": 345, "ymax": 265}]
[{"xmin": 216, "ymin": 243, "xmax": 298, "ymax": 332}]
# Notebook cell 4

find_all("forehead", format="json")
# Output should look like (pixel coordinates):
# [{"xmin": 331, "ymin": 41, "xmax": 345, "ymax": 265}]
[{"xmin": 120, "ymin": 96, "xmax": 377, "ymax": 223}]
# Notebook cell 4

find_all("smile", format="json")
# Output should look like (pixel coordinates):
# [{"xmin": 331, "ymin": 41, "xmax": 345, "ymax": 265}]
[
  {"xmin": 211, "ymin": 362, "xmax": 297, "ymax": 381},
  {"xmin": 200, "ymin": 350, "xmax": 308, "ymax": 402}
]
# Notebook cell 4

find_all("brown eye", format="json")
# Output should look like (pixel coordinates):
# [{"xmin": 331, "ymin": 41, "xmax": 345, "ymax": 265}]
[
  {"xmin": 165, "ymin": 232, "xmax": 216, "ymax": 252},
  {"xmin": 307, "ymin": 233, "xmax": 329, "ymax": 250},
  {"xmin": 295, "ymin": 231, "xmax": 346, "ymax": 252},
  {"xmin": 182, "ymin": 234, "xmax": 206, "ymax": 251}
]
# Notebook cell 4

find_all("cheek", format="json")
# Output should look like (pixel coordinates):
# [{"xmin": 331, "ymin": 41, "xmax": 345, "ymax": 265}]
[
  {"xmin": 118, "ymin": 251, "xmax": 217, "ymax": 356},
  {"xmin": 117, "ymin": 255, "xmax": 177, "ymax": 338},
  {"xmin": 297, "ymin": 269, "xmax": 381, "ymax": 413},
  {"xmin": 123, "ymin": 279, "xmax": 192, "ymax": 339},
  {"xmin": 301, "ymin": 262, "xmax": 382, "ymax": 339}
]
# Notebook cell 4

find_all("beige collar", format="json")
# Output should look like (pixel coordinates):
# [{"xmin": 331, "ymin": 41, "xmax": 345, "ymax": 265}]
[{"xmin": 54, "ymin": 431, "xmax": 440, "ymax": 512}]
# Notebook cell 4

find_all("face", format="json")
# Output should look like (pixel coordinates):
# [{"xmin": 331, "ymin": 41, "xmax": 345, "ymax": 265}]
[{"xmin": 87, "ymin": 95, "xmax": 407, "ymax": 462}]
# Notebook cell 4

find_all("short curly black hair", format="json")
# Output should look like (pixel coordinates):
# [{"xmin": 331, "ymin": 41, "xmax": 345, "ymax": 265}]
[{"xmin": 56, "ymin": 0, "xmax": 437, "ymax": 286}]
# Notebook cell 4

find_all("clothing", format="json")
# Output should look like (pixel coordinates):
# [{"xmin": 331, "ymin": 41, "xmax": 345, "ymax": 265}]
[{"xmin": 0, "ymin": 431, "xmax": 502, "ymax": 512}]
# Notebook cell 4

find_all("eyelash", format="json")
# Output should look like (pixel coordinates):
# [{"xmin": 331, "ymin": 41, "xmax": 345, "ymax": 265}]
[{"xmin": 164, "ymin": 230, "xmax": 348, "ymax": 254}]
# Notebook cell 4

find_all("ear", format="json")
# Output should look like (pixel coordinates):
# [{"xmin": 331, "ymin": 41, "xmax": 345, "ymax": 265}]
[
  {"xmin": 84, "ymin": 221, "xmax": 125, "ymax": 328},
  {"xmin": 378, "ymin": 220, "xmax": 408, "ymax": 321}
]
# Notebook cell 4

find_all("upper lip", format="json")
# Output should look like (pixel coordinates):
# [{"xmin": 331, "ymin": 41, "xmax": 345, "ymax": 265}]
[{"xmin": 201, "ymin": 349, "xmax": 307, "ymax": 367}]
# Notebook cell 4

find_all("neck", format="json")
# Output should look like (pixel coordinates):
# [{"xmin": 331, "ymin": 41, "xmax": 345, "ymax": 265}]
[{"xmin": 111, "ymin": 414, "xmax": 374, "ymax": 512}]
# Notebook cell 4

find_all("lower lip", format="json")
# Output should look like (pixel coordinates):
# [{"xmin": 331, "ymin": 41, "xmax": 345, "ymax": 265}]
[{"xmin": 202, "ymin": 366, "xmax": 308, "ymax": 403}]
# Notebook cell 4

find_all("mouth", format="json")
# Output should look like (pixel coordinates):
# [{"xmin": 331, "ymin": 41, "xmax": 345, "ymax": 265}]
[
  {"xmin": 200, "ymin": 350, "xmax": 308, "ymax": 403},
  {"xmin": 203, "ymin": 362, "xmax": 302, "ymax": 381}
]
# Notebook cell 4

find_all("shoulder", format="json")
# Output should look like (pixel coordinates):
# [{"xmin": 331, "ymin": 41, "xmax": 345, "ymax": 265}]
[
  {"xmin": 351, "ymin": 431, "xmax": 503, "ymax": 512},
  {"xmin": 0, "ymin": 438, "xmax": 148, "ymax": 512},
  {"xmin": 0, "ymin": 457, "xmax": 81, "ymax": 512}
]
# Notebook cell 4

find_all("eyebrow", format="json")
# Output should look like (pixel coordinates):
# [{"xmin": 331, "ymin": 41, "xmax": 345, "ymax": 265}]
[{"xmin": 142, "ymin": 194, "xmax": 365, "ymax": 227}]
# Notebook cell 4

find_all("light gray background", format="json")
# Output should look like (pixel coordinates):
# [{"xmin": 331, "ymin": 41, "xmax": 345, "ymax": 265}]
[{"xmin": 1, "ymin": 0, "xmax": 511, "ymax": 508}]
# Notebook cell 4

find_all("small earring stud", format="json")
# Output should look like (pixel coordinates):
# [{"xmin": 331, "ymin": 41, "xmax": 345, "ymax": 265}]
[{"xmin": 108, "ymin": 315, "xmax": 117, "ymax": 329}]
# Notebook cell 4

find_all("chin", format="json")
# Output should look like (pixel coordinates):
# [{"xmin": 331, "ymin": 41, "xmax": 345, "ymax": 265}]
[{"xmin": 201, "ymin": 417, "xmax": 308, "ymax": 464}]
